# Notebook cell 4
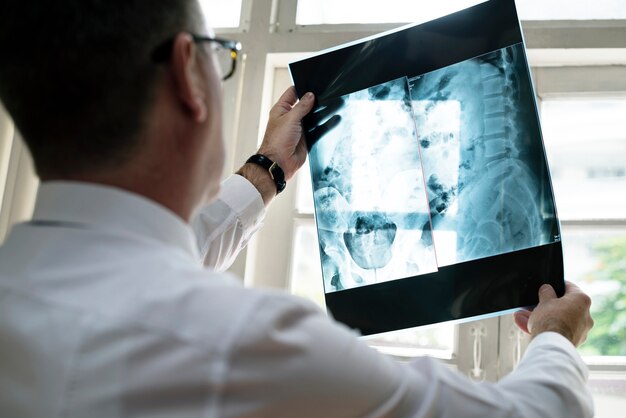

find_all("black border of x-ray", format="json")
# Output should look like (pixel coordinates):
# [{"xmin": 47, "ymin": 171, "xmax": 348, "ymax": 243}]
[{"xmin": 289, "ymin": 0, "xmax": 565, "ymax": 336}]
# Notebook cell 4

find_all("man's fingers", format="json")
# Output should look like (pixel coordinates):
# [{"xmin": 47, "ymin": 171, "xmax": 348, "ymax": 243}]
[
  {"xmin": 306, "ymin": 115, "xmax": 341, "ymax": 151},
  {"xmin": 538, "ymin": 284, "xmax": 557, "ymax": 303},
  {"xmin": 306, "ymin": 97, "xmax": 346, "ymax": 126},
  {"xmin": 288, "ymin": 92, "xmax": 315, "ymax": 121},
  {"xmin": 269, "ymin": 86, "xmax": 299, "ymax": 117},
  {"xmin": 270, "ymin": 87, "xmax": 315, "ymax": 120},
  {"xmin": 564, "ymin": 280, "xmax": 583, "ymax": 295},
  {"xmin": 564, "ymin": 280, "xmax": 593, "ymax": 309},
  {"xmin": 307, "ymin": 115, "xmax": 341, "ymax": 143},
  {"xmin": 514, "ymin": 310, "xmax": 531, "ymax": 334},
  {"xmin": 277, "ymin": 86, "xmax": 298, "ymax": 105}
]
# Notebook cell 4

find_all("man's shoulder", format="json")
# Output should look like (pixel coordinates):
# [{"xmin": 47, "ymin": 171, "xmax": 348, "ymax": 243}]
[
  {"xmin": 101, "ymin": 266, "xmax": 323, "ymax": 349},
  {"xmin": 0, "ymin": 221, "xmax": 325, "ymax": 351}
]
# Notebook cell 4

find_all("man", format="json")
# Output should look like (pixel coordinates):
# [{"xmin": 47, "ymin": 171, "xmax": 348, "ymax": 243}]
[{"xmin": 0, "ymin": 1, "xmax": 594, "ymax": 417}]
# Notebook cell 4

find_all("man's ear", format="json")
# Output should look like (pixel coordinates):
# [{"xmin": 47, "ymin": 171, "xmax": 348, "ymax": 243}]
[{"xmin": 170, "ymin": 33, "xmax": 207, "ymax": 122}]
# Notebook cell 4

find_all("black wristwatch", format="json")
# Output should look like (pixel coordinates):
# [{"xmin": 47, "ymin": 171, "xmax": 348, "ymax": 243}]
[{"xmin": 246, "ymin": 154, "xmax": 286, "ymax": 194}]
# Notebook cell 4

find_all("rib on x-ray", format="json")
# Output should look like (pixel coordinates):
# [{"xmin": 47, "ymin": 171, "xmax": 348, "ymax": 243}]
[
  {"xmin": 410, "ymin": 42, "xmax": 556, "ymax": 266},
  {"xmin": 309, "ymin": 77, "xmax": 438, "ymax": 293}
]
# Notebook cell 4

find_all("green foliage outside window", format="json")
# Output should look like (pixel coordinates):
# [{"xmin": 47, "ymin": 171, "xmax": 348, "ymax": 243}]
[{"xmin": 580, "ymin": 236, "xmax": 626, "ymax": 356}]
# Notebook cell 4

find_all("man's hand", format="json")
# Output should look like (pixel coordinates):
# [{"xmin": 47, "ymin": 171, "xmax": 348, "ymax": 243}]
[
  {"xmin": 257, "ymin": 87, "xmax": 316, "ymax": 181},
  {"xmin": 236, "ymin": 87, "xmax": 315, "ymax": 205},
  {"xmin": 514, "ymin": 281, "xmax": 594, "ymax": 347}
]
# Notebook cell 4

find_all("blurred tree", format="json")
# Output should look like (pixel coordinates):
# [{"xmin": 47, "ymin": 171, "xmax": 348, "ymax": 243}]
[{"xmin": 580, "ymin": 236, "xmax": 626, "ymax": 356}]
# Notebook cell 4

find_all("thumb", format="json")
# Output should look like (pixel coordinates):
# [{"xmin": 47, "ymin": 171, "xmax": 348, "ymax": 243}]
[
  {"xmin": 538, "ymin": 284, "xmax": 557, "ymax": 303},
  {"xmin": 513, "ymin": 310, "xmax": 531, "ymax": 334},
  {"xmin": 288, "ymin": 92, "xmax": 315, "ymax": 121}
]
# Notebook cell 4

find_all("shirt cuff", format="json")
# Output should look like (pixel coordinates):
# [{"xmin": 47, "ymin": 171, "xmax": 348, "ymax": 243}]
[
  {"xmin": 219, "ymin": 174, "xmax": 266, "ymax": 231},
  {"xmin": 527, "ymin": 332, "xmax": 588, "ymax": 377}
]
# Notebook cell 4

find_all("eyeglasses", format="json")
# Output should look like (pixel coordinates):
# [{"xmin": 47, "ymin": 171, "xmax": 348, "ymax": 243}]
[{"xmin": 152, "ymin": 33, "xmax": 242, "ymax": 81}]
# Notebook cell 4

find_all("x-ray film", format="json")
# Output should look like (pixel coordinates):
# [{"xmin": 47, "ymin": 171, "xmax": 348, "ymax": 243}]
[{"xmin": 289, "ymin": 0, "xmax": 563, "ymax": 335}]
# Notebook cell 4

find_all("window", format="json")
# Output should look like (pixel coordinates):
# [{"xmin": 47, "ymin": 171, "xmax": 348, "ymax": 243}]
[
  {"xmin": 296, "ymin": 0, "xmax": 626, "ymax": 25},
  {"xmin": 542, "ymin": 100, "xmax": 626, "ymax": 221},
  {"xmin": 224, "ymin": 1, "xmax": 626, "ymax": 411},
  {"xmin": 517, "ymin": 0, "xmax": 626, "ymax": 20},
  {"xmin": 542, "ymin": 99, "xmax": 626, "ymax": 357},
  {"xmin": 0, "ymin": 107, "xmax": 38, "ymax": 245},
  {"xmin": 0, "ymin": 0, "xmax": 623, "ymax": 411},
  {"xmin": 200, "ymin": 0, "xmax": 243, "ymax": 29},
  {"xmin": 0, "ymin": 105, "xmax": 14, "ymax": 228},
  {"xmin": 296, "ymin": 0, "xmax": 487, "ymax": 26}
]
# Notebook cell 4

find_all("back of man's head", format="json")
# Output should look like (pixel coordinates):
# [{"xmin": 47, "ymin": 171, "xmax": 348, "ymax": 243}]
[{"xmin": 0, "ymin": 0, "xmax": 202, "ymax": 178}]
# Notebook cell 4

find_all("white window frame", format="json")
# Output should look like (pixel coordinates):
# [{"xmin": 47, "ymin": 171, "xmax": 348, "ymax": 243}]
[
  {"xmin": 0, "ymin": 107, "xmax": 38, "ymax": 244},
  {"xmin": 533, "ymin": 67, "xmax": 626, "ymax": 370},
  {"xmin": 220, "ymin": 0, "xmax": 626, "ymax": 384},
  {"xmin": 2, "ymin": 0, "xmax": 622, "ymax": 385},
  {"xmin": 0, "ymin": 0, "xmax": 620, "ymax": 409}
]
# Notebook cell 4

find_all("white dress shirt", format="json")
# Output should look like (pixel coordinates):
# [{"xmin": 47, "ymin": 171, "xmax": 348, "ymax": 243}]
[{"xmin": 0, "ymin": 176, "xmax": 593, "ymax": 417}]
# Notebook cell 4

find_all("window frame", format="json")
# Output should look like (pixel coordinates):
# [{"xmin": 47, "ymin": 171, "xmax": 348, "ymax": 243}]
[
  {"xmin": 0, "ymin": 128, "xmax": 39, "ymax": 245},
  {"xmin": 0, "ymin": 106, "xmax": 13, "ymax": 219},
  {"xmin": 0, "ymin": 0, "xmax": 621, "ymax": 398},
  {"xmin": 291, "ymin": 0, "xmax": 626, "ymax": 27},
  {"xmin": 201, "ymin": 0, "xmax": 254, "ymax": 33},
  {"xmin": 219, "ymin": 0, "xmax": 626, "ymax": 384}
]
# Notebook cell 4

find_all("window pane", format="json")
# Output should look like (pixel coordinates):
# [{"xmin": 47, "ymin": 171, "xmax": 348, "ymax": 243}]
[
  {"xmin": 200, "ymin": 0, "xmax": 242, "ymax": 28},
  {"xmin": 542, "ymin": 99, "xmax": 626, "ymax": 220},
  {"xmin": 296, "ymin": 0, "xmax": 487, "ymax": 25},
  {"xmin": 296, "ymin": 0, "xmax": 626, "ymax": 25},
  {"xmin": 517, "ymin": 0, "xmax": 626, "ymax": 20},
  {"xmin": 290, "ymin": 222, "xmax": 455, "ymax": 357},
  {"xmin": 561, "ymin": 226, "xmax": 626, "ymax": 357},
  {"xmin": 0, "ymin": 106, "xmax": 14, "ymax": 225},
  {"xmin": 295, "ymin": 169, "xmax": 315, "ymax": 214},
  {"xmin": 290, "ymin": 221, "xmax": 326, "ymax": 307}
]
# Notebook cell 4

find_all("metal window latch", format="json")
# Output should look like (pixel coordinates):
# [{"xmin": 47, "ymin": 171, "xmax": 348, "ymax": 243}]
[{"xmin": 469, "ymin": 325, "xmax": 487, "ymax": 382}]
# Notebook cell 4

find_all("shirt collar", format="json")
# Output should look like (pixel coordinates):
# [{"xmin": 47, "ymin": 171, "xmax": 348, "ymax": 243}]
[{"xmin": 31, "ymin": 181, "xmax": 200, "ymax": 259}]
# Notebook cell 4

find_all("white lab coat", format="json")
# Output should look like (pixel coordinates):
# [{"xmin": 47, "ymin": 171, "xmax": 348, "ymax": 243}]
[{"xmin": 0, "ymin": 176, "xmax": 593, "ymax": 417}]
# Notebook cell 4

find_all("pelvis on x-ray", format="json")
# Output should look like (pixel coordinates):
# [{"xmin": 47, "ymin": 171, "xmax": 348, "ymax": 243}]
[{"xmin": 310, "ymin": 77, "xmax": 438, "ymax": 293}]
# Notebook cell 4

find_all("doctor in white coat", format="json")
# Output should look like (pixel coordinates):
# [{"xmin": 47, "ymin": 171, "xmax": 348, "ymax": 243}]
[{"xmin": 0, "ymin": 0, "xmax": 594, "ymax": 417}]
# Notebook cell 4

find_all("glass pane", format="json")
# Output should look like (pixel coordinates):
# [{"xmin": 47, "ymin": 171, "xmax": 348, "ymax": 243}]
[
  {"xmin": 295, "ymin": 168, "xmax": 315, "ymax": 214},
  {"xmin": 516, "ymin": 0, "xmax": 626, "ymax": 20},
  {"xmin": 296, "ymin": 0, "xmax": 626, "ymax": 24},
  {"xmin": 296, "ymin": 0, "xmax": 487, "ymax": 25},
  {"xmin": 200, "ymin": 0, "xmax": 242, "ymax": 28},
  {"xmin": 290, "ymin": 222, "xmax": 326, "ymax": 308},
  {"xmin": 0, "ymin": 106, "xmax": 14, "ymax": 224},
  {"xmin": 290, "ymin": 222, "xmax": 455, "ymax": 357},
  {"xmin": 542, "ymin": 99, "xmax": 626, "ymax": 220},
  {"xmin": 362, "ymin": 324, "xmax": 455, "ymax": 358},
  {"xmin": 561, "ymin": 226, "xmax": 626, "ymax": 357}
]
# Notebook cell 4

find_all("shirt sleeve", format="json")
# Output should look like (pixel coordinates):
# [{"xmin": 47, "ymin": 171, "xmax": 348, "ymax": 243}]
[
  {"xmin": 222, "ymin": 293, "xmax": 594, "ymax": 418},
  {"xmin": 190, "ymin": 175, "xmax": 266, "ymax": 272}
]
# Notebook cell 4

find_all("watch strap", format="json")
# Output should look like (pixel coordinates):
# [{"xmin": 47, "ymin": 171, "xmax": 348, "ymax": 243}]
[{"xmin": 246, "ymin": 154, "xmax": 286, "ymax": 194}]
